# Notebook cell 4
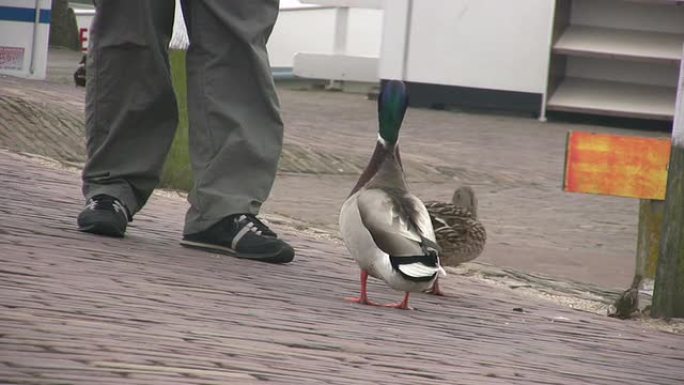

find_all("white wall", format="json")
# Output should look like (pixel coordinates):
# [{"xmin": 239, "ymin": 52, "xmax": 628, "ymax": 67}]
[
  {"xmin": 0, "ymin": 0, "xmax": 52, "ymax": 79},
  {"xmin": 344, "ymin": 8, "xmax": 383, "ymax": 58},
  {"xmin": 268, "ymin": 8, "xmax": 336, "ymax": 68},
  {"xmin": 167, "ymin": 2, "xmax": 383, "ymax": 69},
  {"xmin": 380, "ymin": 0, "xmax": 555, "ymax": 94},
  {"xmin": 268, "ymin": 6, "xmax": 382, "ymax": 68}
]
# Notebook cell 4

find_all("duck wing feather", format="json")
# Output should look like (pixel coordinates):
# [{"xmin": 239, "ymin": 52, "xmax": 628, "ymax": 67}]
[{"xmin": 357, "ymin": 188, "xmax": 443, "ymax": 281}]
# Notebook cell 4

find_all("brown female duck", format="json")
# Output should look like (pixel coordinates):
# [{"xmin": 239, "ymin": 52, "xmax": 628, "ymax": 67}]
[{"xmin": 424, "ymin": 186, "xmax": 486, "ymax": 295}]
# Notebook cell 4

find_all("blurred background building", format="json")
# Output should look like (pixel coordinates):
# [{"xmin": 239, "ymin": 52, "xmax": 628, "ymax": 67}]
[{"xmin": 2, "ymin": 0, "xmax": 683, "ymax": 124}]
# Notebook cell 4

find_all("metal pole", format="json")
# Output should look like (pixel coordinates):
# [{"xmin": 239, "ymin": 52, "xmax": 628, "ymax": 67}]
[
  {"xmin": 401, "ymin": 0, "xmax": 413, "ymax": 81},
  {"xmin": 327, "ymin": 6, "xmax": 349, "ymax": 89},
  {"xmin": 29, "ymin": 0, "xmax": 42, "ymax": 75},
  {"xmin": 333, "ymin": 7, "xmax": 349, "ymax": 55}
]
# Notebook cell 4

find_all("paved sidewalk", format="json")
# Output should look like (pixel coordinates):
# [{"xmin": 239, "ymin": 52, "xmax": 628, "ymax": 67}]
[
  {"xmin": 2, "ymin": 150, "xmax": 683, "ymax": 384},
  {"xmin": 0, "ymin": 70, "xmax": 668, "ymax": 289}
]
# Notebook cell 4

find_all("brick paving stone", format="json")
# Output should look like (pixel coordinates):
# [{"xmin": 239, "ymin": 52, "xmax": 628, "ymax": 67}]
[
  {"xmin": 2, "ymin": 55, "xmax": 683, "ymax": 384},
  {"xmin": 0, "ymin": 69, "xmax": 671, "ymax": 289},
  {"xmin": 1, "ymin": 150, "xmax": 684, "ymax": 385}
]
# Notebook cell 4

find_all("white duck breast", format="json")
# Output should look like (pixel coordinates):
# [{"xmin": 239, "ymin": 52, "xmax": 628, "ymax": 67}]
[{"xmin": 339, "ymin": 191, "xmax": 388, "ymax": 279}]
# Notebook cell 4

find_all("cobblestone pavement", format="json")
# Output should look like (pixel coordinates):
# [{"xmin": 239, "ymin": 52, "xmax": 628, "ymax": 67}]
[
  {"xmin": 2, "ymin": 149, "xmax": 684, "ymax": 385},
  {"xmin": 0, "ymin": 61, "xmax": 671, "ymax": 289},
  {"xmin": 2, "ymin": 50, "xmax": 683, "ymax": 383}
]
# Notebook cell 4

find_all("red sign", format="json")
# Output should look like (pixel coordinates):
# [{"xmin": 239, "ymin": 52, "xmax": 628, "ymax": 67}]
[
  {"xmin": 79, "ymin": 28, "xmax": 88, "ymax": 52},
  {"xmin": 564, "ymin": 131, "xmax": 671, "ymax": 200},
  {"xmin": 0, "ymin": 47, "xmax": 25, "ymax": 70}
]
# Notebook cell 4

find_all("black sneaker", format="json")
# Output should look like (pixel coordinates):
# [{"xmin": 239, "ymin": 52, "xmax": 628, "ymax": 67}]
[
  {"xmin": 77, "ymin": 194, "xmax": 130, "ymax": 238},
  {"xmin": 181, "ymin": 214, "xmax": 295, "ymax": 264}
]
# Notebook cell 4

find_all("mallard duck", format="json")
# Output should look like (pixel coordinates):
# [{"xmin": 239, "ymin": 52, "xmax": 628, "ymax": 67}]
[
  {"xmin": 339, "ymin": 80, "xmax": 445, "ymax": 310},
  {"xmin": 423, "ymin": 186, "xmax": 486, "ymax": 295}
]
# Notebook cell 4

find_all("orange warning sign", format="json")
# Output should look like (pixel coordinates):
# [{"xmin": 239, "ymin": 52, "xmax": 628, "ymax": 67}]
[{"xmin": 563, "ymin": 132, "xmax": 671, "ymax": 200}]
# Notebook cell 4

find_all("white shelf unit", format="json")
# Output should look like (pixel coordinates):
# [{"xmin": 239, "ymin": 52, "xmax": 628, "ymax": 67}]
[{"xmin": 547, "ymin": 0, "xmax": 684, "ymax": 121}]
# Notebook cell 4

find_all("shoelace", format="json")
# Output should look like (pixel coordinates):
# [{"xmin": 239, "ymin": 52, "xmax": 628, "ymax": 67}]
[
  {"xmin": 230, "ymin": 215, "xmax": 277, "ymax": 250},
  {"xmin": 88, "ymin": 195, "xmax": 129, "ymax": 220},
  {"xmin": 235, "ymin": 215, "xmax": 276, "ymax": 237}
]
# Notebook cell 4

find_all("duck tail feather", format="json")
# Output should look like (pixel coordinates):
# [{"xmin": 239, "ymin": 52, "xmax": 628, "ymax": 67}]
[{"xmin": 389, "ymin": 252, "xmax": 440, "ymax": 282}]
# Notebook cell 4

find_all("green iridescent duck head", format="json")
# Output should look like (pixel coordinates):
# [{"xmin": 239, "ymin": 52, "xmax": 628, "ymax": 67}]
[{"xmin": 377, "ymin": 80, "xmax": 409, "ymax": 146}]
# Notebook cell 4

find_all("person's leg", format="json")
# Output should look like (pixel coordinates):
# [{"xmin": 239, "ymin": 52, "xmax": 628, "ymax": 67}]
[
  {"xmin": 182, "ymin": 0, "xmax": 283, "ymax": 233},
  {"xmin": 79, "ymin": 0, "xmax": 178, "ymax": 236},
  {"xmin": 180, "ymin": 0, "xmax": 293, "ymax": 263}
]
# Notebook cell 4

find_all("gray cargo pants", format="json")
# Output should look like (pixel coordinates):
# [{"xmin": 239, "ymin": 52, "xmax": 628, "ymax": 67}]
[{"xmin": 82, "ymin": 0, "xmax": 283, "ymax": 235}]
